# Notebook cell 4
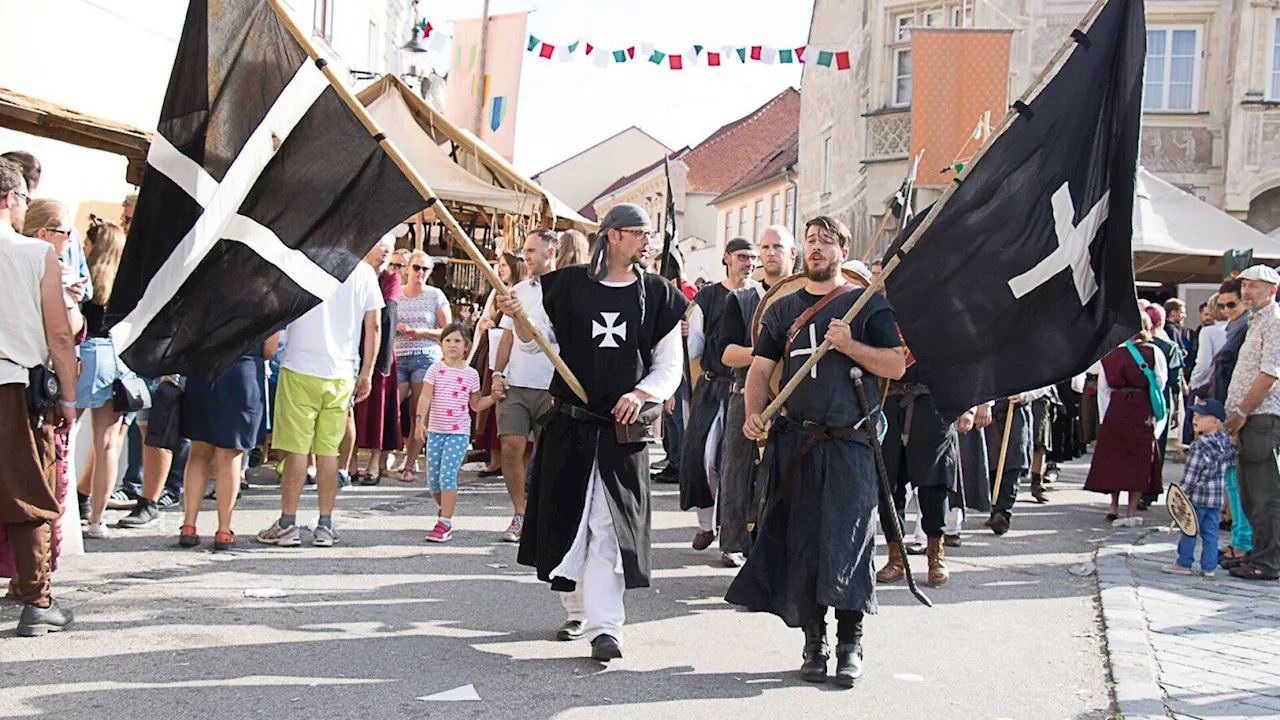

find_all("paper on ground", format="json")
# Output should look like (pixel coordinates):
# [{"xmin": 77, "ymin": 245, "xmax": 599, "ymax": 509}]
[{"xmin": 417, "ymin": 684, "xmax": 481, "ymax": 701}]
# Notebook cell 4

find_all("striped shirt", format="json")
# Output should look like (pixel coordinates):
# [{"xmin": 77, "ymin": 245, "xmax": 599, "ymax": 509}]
[
  {"xmin": 395, "ymin": 285, "xmax": 449, "ymax": 358},
  {"xmin": 425, "ymin": 361, "xmax": 479, "ymax": 435}
]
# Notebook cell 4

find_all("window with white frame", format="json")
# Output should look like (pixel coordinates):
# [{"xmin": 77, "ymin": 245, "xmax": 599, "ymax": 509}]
[
  {"xmin": 1144, "ymin": 27, "xmax": 1200, "ymax": 112},
  {"xmin": 738, "ymin": 207, "xmax": 747, "ymax": 238},
  {"xmin": 771, "ymin": 193, "xmax": 781, "ymax": 226},
  {"xmin": 725, "ymin": 211, "xmax": 733, "ymax": 244},
  {"xmin": 785, "ymin": 189, "xmax": 795, "ymax": 231},
  {"xmin": 951, "ymin": 4, "xmax": 973, "ymax": 28},
  {"xmin": 755, "ymin": 201, "xmax": 765, "ymax": 239},
  {"xmin": 893, "ymin": 48, "xmax": 913, "ymax": 106},
  {"xmin": 1272, "ymin": 16, "xmax": 1280, "ymax": 100},
  {"xmin": 314, "ymin": 0, "xmax": 335, "ymax": 42},
  {"xmin": 367, "ymin": 19, "xmax": 379, "ymax": 71},
  {"xmin": 822, "ymin": 137, "xmax": 833, "ymax": 194}
]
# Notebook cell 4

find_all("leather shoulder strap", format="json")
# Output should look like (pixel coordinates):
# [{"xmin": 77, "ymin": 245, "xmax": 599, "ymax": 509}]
[{"xmin": 784, "ymin": 285, "xmax": 853, "ymax": 353}]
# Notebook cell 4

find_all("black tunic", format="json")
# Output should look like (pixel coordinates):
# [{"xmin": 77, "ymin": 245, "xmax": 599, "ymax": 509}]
[
  {"xmin": 518, "ymin": 266, "xmax": 687, "ymax": 590},
  {"xmin": 726, "ymin": 287, "xmax": 900, "ymax": 626},
  {"xmin": 679, "ymin": 282, "xmax": 734, "ymax": 511},
  {"xmin": 715, "ymin": 284, "xmax": 769, "ymax": 554},
  {"xmin": 882, "ymin": 363, "xmax": 959, "ymax": 491}
]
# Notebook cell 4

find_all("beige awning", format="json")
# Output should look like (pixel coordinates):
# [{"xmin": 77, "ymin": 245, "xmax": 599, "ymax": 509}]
[{"xmin": 0, "ymin": 86, "xmax": 151, "ymax": 184}]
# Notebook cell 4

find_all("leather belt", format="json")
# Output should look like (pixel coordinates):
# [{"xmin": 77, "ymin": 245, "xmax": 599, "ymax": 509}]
[
  {"xmin": 887, "ymin": 381, "xmax": 930, "ymax": 445},
  {"xmin": 555, "ymin": 401, "xmax": 612, "ymax": 426},
  {"xmin": 703, "ymin": 372, "xmax": 733, "ymax": 384},
  {"xmin": 763, "ymin": 418, "xmax": 867, "ymax": 518}
]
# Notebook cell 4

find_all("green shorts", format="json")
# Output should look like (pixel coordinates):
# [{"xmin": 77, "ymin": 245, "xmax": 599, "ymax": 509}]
[{"xmin": 272, "ymin": 368, "xmax": 354, "ymax": 457}]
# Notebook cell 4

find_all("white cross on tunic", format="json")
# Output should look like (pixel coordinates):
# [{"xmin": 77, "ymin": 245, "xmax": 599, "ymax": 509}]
[
  {"xmin": 592, "ymin": 312, "xmax": 627, "ymax": 348},
  {"xmin": 790, "ymin": 324, "xmax": 820, "ymax": 379},
  {"xmin": 1007, "ymin": 182, "xmax": 1107, "ymax": 305}
]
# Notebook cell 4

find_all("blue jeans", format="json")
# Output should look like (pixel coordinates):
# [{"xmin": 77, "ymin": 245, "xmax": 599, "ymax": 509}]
[
  {"xmin": 662, "ymin": 379, "xmax": 687, "ymax": 470},
  {"xmin": 121, "ymin": 422, "xmax": 188, "ymax": 496},
  {"xmin": 1176, "ymin": 505, "xmax": 1221, "ymax": 572},
  {"xmin": 1226, "ymin": 465, "xmax": 1253, "ymax": 552}
]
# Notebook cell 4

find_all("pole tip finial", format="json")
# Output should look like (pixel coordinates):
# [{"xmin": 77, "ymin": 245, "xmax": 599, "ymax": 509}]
[{"xmin": 849, "ymin": 367, "xmax": 863, "ymax": 381}]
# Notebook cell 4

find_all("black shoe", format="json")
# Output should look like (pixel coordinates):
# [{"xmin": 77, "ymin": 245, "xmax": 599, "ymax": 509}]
[
  {"xmin": 556, "ymin": 619, "xmax": 585, "ymax": 641},
  {"xmin": 652, "ymin": 466, "xmax": 680, "ymax": 484},
  {"xmin": 590, "ymin": 634, "xmax": 623, "ymax": 661},
  {"xmin": 833, "ymin": 642, "xmax": 864, "ymax": 687},
  {"xmin": 116, "ymin": 499, "xmax": 159, "ymax": 528},
  {"xmin": 477, "ymin": 467, "xmax": 504, "ymax": 479},
  {"xmin": 16, "ymin": 600, "xmax": 74, "ymax": 637},
  {"xmin": 77, "ymin": 493, "xmax": 90, "ymax": 524},
  {"xmin": 1220, "ymin": 518, "xmax": 1233, "ymax": 532},
  {"xmin": 943, "ymin": 534, "xmax": 962, "ymax": 548},
  {"xmin": 990, "ymin": 514, "xmax": 1010, "ymax": 536},
  {"xmin": 800, "ymin": 621, "xmax": 829, "ymax": 683},
  {"xmin": 157, "ymin": 489, "xmax": 180, "ymax": 508}
]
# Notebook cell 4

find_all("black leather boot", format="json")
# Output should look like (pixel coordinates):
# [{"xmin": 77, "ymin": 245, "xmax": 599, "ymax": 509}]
[
  {"xmin": 834, "ymin": 642, "xmax": 864, "ymax": 687},
  {"xmin": 800, "ymin": 620, "xmax": 829, "ymax": 683}
]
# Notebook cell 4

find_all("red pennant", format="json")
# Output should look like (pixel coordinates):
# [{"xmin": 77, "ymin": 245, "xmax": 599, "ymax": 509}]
[
  {"xmin": 669, "ymin": 55, "xmax": 683, "ymax": 70},
  {"xmin": 750, "ymin": 45, "xmax": 763, "ymax": 61},
  {"xmin": 707, "ymin": 52, "xmax": 721, "ymax": 66},
  {"xmin": 539, "ymin": 42, "xmax": 555, "ymax": 59},
  {"xmin": 626, "ymin": 46, "xmax": 636, "ymax": 59},
  {"xmin": 423, "ymin": 21, "xmax": 433, "ymax": 37},
  {"xmin": 835, "ymin": 50, "xmax": 851, "ymax": 70},
  {"xmin": 795, "ymin": 45, "xmax": 806, "ymax": 63},
  {"xmin": 585, "ymin": 43, "xmax": 594, "ymax": 55}
]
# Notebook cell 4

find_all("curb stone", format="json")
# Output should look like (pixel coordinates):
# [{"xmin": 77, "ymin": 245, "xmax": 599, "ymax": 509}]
[{"xmin": 1097, "ymin": 527, "xmax": 1170, "ymax": 720}]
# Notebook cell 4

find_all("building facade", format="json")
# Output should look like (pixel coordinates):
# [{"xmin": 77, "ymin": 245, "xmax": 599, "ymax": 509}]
[
  {"xmin": 710, "ymin": 133, "xmax": 801, "ymax": 251},
  {"xmin": 800, "ymin": 0, "xmax": 1280, "ymax": 262},
  {"xmin": 531, "ymin": 127, "xmax": 674, "ymax": 214}
]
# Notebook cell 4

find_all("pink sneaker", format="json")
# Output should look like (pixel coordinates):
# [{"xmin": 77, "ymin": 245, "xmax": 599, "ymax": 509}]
[
  {"xmin": 425, "ymin": 521, "xmax": 453, "ymax": 543},
  {"xmin": 502, "ymin": 514, "xmax": 524, "ymax": 543}
]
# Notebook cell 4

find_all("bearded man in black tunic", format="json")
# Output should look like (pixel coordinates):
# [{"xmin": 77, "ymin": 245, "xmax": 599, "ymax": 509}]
[
  {"xmin": 727, "ymin": 215, "xmax": 906, "ymax": 688},
  {"xmin": 681, "ymin": 236, "xmax": 757, "ymax": 552},
  {"xmin": 501, "ymin": 203, "xmax": 687, "ymax": 662}
]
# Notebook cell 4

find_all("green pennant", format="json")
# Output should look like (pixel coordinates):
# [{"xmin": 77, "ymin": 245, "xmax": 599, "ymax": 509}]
[
  {"xmin": 613, "ymin": 49, "xmax": 627, "ymax": 62},
  {"xmin": 568, "ymin": 41, "xmax": 579, "ymax": 53},
  {"xmin": 779, "ymin": 48, "xmax": 794, "ymax": 64},
  {"xmin": 816, "ymin": 50, "xmax": 834, "ymax": 67},
  {"xmin": 649, "ymin": 50, "xmax": 666, "ymax": 64},
  {"xmin": 954, "ymin": 163, "xmax": 965, "ymax": 174},
  {"xmin": 736, "ymin": 47, "xmax": 747, "ymax": 63},
  {"xmin": 527, "ymin": 35, "xmax": 539, "ymax": 52},
  {"xmin": 694, "ymin": 44, "xmax": 704, "ymax": 55}
]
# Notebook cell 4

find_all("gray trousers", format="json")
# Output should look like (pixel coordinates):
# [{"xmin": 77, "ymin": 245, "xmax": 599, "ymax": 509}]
[
  {"xmin": 718, "ymin": 393, "xmax": 756, "ymax": 554},
  {"xmin": 1238, "ymin": 414, "xmax": 1280, "ymax": 574}
]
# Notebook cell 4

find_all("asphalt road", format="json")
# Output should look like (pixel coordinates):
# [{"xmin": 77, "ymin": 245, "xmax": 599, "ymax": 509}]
[{"xmin": 0, "ymin": 453, "xmax": 1119, "ymax": 720}]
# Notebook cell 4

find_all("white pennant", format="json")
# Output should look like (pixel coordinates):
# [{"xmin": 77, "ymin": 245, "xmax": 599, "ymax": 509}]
[
  {"xmin": 428, "ymin": 33, "xmax": 447, "ymax": 52},
  {"xmin": 760, "ymin": 46, "xmax": 778, "ymax": 64},
  {"xmin": 593, "ymin": 49, "xmax": 610, "ymax": 68},
  {"xmin": 639, "ymin": 43, "xmax": 654, "ymax": 58},
  {"xmin": 684, "ymin": 48, "xmax": 698, "ymax": 68},
  {"xmin": 556, "ymin": 44, "xmax": 574, "ymax": 62},
  {"xmin": 722, "ymin": 45, "xmax": 740, "ymax": 64}
]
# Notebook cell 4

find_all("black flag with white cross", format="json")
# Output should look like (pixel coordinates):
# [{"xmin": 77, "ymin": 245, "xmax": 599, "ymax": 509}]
[
  {"xmin": 106, "ymin": 0, "xmax": 426, "ymax": 380},
  {"xmin": 884, "ymin": 0, "xmax": 1145, "ymax": 421}
]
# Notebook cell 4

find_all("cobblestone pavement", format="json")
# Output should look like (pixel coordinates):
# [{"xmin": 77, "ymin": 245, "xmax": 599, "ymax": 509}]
[{"xmin": 1097, "ymin": 480, "xmax": 1280, "ymax": 719}]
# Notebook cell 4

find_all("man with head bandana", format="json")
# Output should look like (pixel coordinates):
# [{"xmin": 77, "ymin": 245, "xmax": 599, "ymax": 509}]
[{"xmin": 500, "ymin": 203, "xmax": 689, "ymax": 661}]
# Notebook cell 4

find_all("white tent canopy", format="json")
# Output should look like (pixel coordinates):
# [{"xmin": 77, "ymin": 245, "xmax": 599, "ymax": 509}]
[
  {"xmin": 365, "ymin": 90, "xmax": 535, "ymax": 216},
  {"xmin": 1133, "ymin": 167, "xmax": 1280, "ymax": 282}
]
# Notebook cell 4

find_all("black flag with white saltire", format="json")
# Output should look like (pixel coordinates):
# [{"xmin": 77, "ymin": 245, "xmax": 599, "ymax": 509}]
[
  {"xmin": 107, "ymin": 0, "xmax": 426, "ymax": 380},
  {"xmin": 883, "ymin": 0, "xmax": 1145, "ymax": 421},
  {"xmin": 659, "ymin": 157, "xmax": 684, "ymax": 281}
]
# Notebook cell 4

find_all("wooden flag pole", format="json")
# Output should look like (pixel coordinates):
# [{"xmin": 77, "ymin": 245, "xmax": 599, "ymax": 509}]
[
  {"xmin": 266, "ymin": 0, "xmax": 588, "ymax": 404},
  {"xmin": 858, "ymin": 210, "xmax": 895, "ymax": 264},
  {"xmin": 990, "ymin": 399, "xmax": 1018, "ymax": 506},
  {"xmin": 760, "ymin": 0, "xmax": 1111, "ymax": 423}
]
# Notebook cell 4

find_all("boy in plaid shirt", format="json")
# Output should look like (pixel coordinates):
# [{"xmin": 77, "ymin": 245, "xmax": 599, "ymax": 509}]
[{"xmin": 1165, "ymin": 398, "xmax": 1237, "ymax": 577}]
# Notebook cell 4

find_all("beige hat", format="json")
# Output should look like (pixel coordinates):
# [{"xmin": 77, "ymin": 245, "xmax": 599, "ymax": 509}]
[{"xmin": 1239, "ymin": 264, "xmax": 1280, "ymax": 286}]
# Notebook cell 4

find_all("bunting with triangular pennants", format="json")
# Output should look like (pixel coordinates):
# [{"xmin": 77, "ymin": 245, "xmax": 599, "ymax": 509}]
[{"xmin": 522, "ymin": 37, "xmax": 858, "ymax": 70}]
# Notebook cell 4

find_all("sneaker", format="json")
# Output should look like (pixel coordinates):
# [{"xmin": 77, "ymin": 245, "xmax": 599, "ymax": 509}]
[
  {"xmin": 425, "ymin": 521, "xmax": 453, "ymax": 543},
  {"xmin": 156, "ymin": 489, "xmax": 180, "ymax": 508},
  {"xmin": 106, "ymin": 489, "xmax": 137, "ymax": 510},
  {"xmin": 501, "ymin": 515, "xmax": 524, "ymax": 543},
  {"xmin": 256, "ymin": 520, "xmax": 301, "ymax": 547},
  {"xmin": 721, "ymin": 552, "xmax": 746, "ymax": 568},
  {"xmin": 337, "ymin": 470, "xmax": 351, "ymax": 489},
  {"xmin": 312, "ymin": 524, "xmax": 338, "ymax": 547},
  {"xmin": 83, "ymin": 522, "xmax": 108, "ymax": 540},
  {"xmin": 1201, "ymin": 569, "xmax": 1216, "ymax": 578},
  {"xmin": 16, "ymin": 600, "xmax": 74, "ymax": 637},
  {"xmin": 556, "ymin": 619, "xmax": 585, "ymax": 641},
  {"xmin": 116, "ymin": 499, "xmax": 159, "ymax": 528},
  {"xmin": 1162, "ymin": 563, "xmax": 1194, "ymax": 575}
]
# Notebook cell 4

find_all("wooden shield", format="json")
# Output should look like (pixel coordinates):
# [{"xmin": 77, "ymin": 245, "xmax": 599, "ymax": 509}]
[
  {"xmin": 750, "ymin": 268, "xmax": 872, "ymax": 398},
  {"xmin": 1167, "ymin": 484, "xmax": 1198, "ymax": 537}
]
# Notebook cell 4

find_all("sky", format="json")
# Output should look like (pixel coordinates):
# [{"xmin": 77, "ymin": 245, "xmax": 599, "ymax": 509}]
[{"xmin": 0, "ymin": 0, "xmax": 813, "ymax": 204}]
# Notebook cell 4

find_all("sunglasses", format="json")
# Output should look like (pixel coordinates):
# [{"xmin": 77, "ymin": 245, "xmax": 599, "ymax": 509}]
[
  {"xmin": 388, "ymin": 262, "xmax": 406, "ymax": 269},
  {"xmin": 1219, "ymin": 301, "xmax": 1240, "ymax": 309},
  {"xmin": 46, "ymin": 228, "xmax": 74, "ymax": 237},
  {"xmin": 412, "ymin": 264, "xmax": 430, "ymax": 272}
]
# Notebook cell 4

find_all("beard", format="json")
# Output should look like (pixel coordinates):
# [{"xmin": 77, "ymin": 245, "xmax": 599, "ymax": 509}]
[{"xmin": 804, "ymin": 258, "xmax": 838, "ymax": 282}]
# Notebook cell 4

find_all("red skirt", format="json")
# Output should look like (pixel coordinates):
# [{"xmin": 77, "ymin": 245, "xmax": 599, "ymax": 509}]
[
  {"xmin": 354, "ymin": 365, "xmax": 402, "ymax": 451},
  {"xmin": 1084, "ymin": 389, "xmax": 1162, "ymax": 495}
]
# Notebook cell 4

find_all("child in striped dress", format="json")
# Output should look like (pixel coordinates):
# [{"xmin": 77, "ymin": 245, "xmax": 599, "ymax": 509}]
[{"xmin": 414, "ymin": 323, "xmax": 506, "ymax": 542}]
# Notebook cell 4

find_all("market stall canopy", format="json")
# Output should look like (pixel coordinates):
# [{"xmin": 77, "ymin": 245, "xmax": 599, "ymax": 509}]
[
  {"xmin": 0, "ymin": 86, "xmax": 150, "ymax": 184},
  {"xmin": 356, "ymin": 75, "xmax": 596, "ymax": 232},
  {"xmin": 1134, "ymin": 167, "xmax": 1280, "ymax": 284}
]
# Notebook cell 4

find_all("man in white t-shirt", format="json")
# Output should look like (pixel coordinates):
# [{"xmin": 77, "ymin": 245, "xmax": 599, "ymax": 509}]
[
  {"xmin": 493, "ymin": 229, "xmax": 558, "ymax": 543},
  {"xmin": 257, "ymin": 257, "xmax": 384, "ymax": 547}
]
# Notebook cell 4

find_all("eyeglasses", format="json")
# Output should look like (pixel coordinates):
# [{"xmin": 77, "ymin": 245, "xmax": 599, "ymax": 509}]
[
  {"xmin": 46, "ymin": 228, "xmax": 73, "ymax": 237},
  {"xmin": 388, "ymin": 262, "xmax": 406, "ymax": 270},
  {"xmin": 619, "ymin": 228, "xmax": 656, "ymax": 239},
  {"xmin": 412, "ymin": 264, "xmax": 430, "ymax": 272},
  {"xmin": 1219, "ymin": 301, "xmax": 1240, "ymax": 310},
  {"xmin": 9, "ymin": 190, "xmax": 30, "ymax": 204}
]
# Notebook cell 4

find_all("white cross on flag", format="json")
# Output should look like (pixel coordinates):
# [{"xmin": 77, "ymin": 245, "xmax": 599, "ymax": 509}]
[
  {"xmin": 884, "ymin": 0, "xmax": 1146, "ymax": 420},
  {"xmin": 106, "ymin": 0, "xmax": 427, "ymax": 380}
]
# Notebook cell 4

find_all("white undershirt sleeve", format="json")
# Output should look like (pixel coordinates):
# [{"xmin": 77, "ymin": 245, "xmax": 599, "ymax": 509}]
[
  {"xmin": 635, "ymin": 324, "xmax": 684, "ymax": 401},
  {"xmin": 686, "ymin": 304, "xmax": 705, "ymax": 360}
]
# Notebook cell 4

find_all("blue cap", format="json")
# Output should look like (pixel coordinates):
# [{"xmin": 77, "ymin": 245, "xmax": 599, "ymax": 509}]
[{"xmin": 1191, "ymin": 397, "xmax": 1226, "ymax": 422}]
